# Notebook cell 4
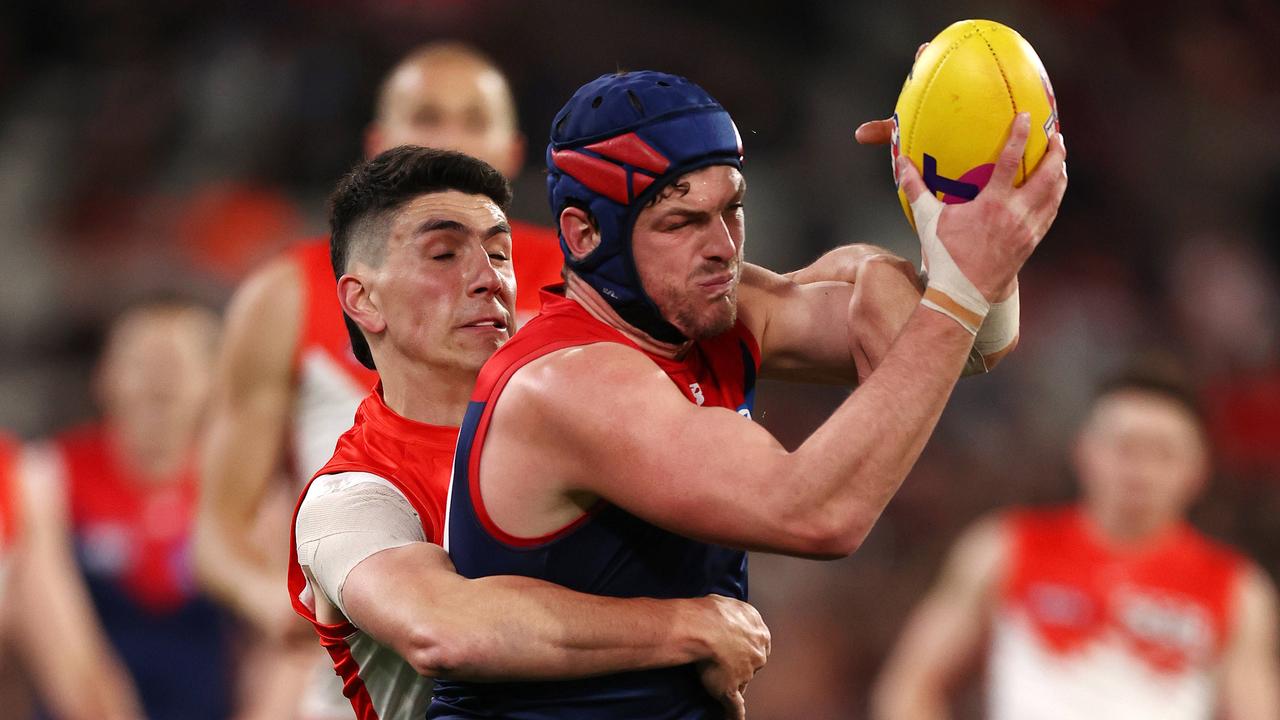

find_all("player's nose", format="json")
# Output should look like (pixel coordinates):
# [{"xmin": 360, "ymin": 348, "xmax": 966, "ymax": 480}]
[
  {"xmin": 703, "ymin": 216, "xmax": 738, "ymax": 263},
  {"xmin": 467, "ymin": 250, "xmax": 504, "ymax": 297}
]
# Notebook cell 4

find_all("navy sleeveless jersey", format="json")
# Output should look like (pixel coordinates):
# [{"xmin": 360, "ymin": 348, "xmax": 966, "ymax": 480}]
[{"xmin": 436, "ymin": 287, "xmax": 760, "ymax": 719}]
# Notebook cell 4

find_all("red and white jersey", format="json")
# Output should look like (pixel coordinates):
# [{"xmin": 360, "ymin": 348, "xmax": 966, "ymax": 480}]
[
  {"xmin": 288, "ymin": 387, "xmax": 458, "ymax": 720},
  {"xmin": 285, "ymin": 222, "xmax": 561, "ymax": 486},
  {"xmin": 0, "ymin": 434, "xmax": 20, "ymax": 603},
  {"xmin": 989, "ymin": 506, "xmax": 1245, "ymax": 720},
  {"xmin": 288, "ymin": 240, "xmax": 380, "ymax": 486}
]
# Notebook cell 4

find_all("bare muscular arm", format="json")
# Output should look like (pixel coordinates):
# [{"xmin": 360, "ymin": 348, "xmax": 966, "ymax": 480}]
[
  {"xmin": 871, "ymin": 516, "xmax": 1007, "ymax": 720},
  {"xmin": 1220, "ymin": 565, "xmax": 1280, "ymax": 720},
  {"xmin": 340, "ymin": 542, "xmax": 768, "ymax": 705},
  {"xmin": 194, "ymin": 256, "xmax": 303, "ymax": 637},
  {"xmin": 491, "ymin": 304, "xmax": 972, "ymax": 557}
]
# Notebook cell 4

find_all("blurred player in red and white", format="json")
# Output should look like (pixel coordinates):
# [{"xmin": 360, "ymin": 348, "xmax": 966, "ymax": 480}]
[
  {"xmin": 194, "ymin": 41, "xmax": 563, "ymax": 719},
  {"xmin": 10, "ymin": 300, "xmax": 224, "ymax": 720},
  {"xmin": 872, "ymin": 365, "xmax": 1280, "ymax": 720}
]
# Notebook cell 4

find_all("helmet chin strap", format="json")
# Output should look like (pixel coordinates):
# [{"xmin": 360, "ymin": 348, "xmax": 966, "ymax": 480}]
[{"xmin": 563, "ymin": 272, "xmax": 690, "ymax": 359}]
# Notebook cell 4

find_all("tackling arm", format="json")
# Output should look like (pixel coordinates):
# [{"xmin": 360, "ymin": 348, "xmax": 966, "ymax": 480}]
[
  {"xmin": 342, "ymin": 543, "xmax": 768, "ymax": 685},
  {"xmin": 296, "ymin": 482, "xmax": 769, "ymax": 719},
  {"xmin": 1219, "ymin": 565, "xmax": 1280, "ymax": 720},
  {"xmin": 870, "ymin": 516, "xmax": 1007, "ymax": 720},
  {"xmin": 193, "ymin": 256, "xmax": 304, "ymax": 638}
]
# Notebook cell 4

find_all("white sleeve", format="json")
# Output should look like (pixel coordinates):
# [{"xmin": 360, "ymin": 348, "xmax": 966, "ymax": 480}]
[{"xmin": 295, "ymin": 472, "xmax": 426, "ymax": 620}]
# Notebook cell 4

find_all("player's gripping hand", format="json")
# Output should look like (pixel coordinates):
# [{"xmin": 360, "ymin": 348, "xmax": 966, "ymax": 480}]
[
  {"xmin": 692, "ymin": 595, "xmax": 771, "ymax": 720},
  {"xmin": 898, "ymin": 112, "xmax": 1066, "ymax": 330}
]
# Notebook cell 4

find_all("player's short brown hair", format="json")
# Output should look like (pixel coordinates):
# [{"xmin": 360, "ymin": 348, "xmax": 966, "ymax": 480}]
[{"xmin": 1093, "ymin": 357, "xmax": 1205, "ymax": 429}]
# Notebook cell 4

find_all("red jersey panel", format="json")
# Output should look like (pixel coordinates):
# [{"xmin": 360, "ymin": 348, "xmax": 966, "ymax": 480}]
[
  {"xmin": 0, "ymin": 433, "xmax": 20, "ymax": 603},
  {"xmin": 508, "ymin": 220, "xmax": 564, "ymax": 321},
  {"xmin": 0, "ymin": 433, "xmax": 18, "ymax": 552},
  {"xmin": 56, "ymin": 424, "xmax": 200, "ymax": 613},
  {"xmin": 989, "ymin": 505, "xmax": 1244, "ymax": 720},
  {"xmin": 287, "ymin": 387, "xmax": 458, "ymax": 720}
]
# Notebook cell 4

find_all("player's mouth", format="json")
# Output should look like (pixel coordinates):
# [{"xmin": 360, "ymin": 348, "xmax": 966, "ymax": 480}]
[
  {"xmin": 697, "ymin": 273, "xmax": 735, "ymax": 297},
  {"xmin": 459, "ymin": 315, "xmax": 509, "ymax": 334}
]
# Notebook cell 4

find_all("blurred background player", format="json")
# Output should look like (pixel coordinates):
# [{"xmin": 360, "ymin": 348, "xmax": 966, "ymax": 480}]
[
  {"xmin": 12, "ymin": 300, "xmax": 227, "ymax": 720},
  {"xmin": 871, "ymin": 364, "xmax": 1280, "ymax": 720},
  {"xmin": 194, "ymin": 40, "xmax": 565, "ymax": 719},
  {"xmin": 0, "ymin": 429, "xmax": 145, "ymax": 720}
]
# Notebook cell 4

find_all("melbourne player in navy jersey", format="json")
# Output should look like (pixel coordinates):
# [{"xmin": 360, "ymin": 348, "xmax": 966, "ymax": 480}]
[{"xmin": 436, "ymin": 70, "xmax": 1067, "ymax": 717}]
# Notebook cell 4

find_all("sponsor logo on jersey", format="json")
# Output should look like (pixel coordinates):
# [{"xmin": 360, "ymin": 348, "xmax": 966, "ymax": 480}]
[{"xmin": 689, "ymin": 382, "xmax": 705, "ymax": 406}]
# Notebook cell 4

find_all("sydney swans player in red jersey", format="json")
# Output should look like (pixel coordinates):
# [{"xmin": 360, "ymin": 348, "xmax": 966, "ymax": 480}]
[
  {"xmin": 194, "ymin": 42, "xmax": 564, "ymax": 719},
  {"xmin": 287, "ymin": 146, "xmax": 770, "ymax": 720},
  {"xmin": 872, "ymin": 368, "xmax": 1280, "ymax": 720}
]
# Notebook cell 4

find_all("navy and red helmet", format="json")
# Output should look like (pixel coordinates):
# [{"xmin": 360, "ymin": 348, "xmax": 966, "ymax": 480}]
[{"xmin": 546, "ymin": 71, "xmax": 743, "ymax": 344}]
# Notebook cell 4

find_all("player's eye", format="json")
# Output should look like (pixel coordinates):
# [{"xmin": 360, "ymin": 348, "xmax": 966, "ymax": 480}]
[
  {"xmin": 432, "ymin": 252, "xmax": 456, "ymax": 261},
  {"xmin": 488, "ymin": 253, "xmax": 509, "ymax": 262}
]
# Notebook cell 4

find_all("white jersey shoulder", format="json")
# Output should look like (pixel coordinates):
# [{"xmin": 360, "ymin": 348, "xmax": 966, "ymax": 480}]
[
  {"xmin": 292, "ymin": 348, "xmax": 367, "ymax": 487},
  {"xmin": 988, "ymin": 608, "xmax": 1215, "ymax": 720}
]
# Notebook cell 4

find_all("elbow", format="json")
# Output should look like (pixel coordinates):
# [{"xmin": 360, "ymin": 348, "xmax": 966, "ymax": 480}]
[
  {"xmin": 404, "ymin": 624, "xmax": 474, "ymax": 679},
  {"xmin": 782, "ymin": 504, "xmax": 875, "ymax": 560}
]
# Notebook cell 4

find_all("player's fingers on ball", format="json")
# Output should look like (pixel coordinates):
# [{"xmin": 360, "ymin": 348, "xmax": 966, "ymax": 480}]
[
  {"xmin": 988, "ymin": 112, "xmax": 1032, "ymax": 191},
  {"xmin": 915, "ymin": 42, "xmax": 929, "ymax": 60},
  {"xmin": 896, "ymin": 156, "xmax": 927, "ymax": 203},
  {"xmin": 1021, "ymin": 134, "xmax": 1067, "ymax": 204}
]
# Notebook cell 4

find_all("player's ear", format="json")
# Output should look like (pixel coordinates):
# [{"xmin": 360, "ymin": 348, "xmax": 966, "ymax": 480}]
[
  {"xmin": 338, "ymin": 273, "xmax": 386, "ymax": 335},
  {"xmin": 559, "ymin": 206, "xmax": 600, "ymax": 260}
]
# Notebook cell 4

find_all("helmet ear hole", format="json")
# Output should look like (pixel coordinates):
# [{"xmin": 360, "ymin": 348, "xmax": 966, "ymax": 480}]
[
  {"xmin": 555, "ymin": 112, "xmax": 571, "ymax": 134},
  {"xmin": 656, "ymin": 80, "xmax": 670, "ymax": 87},
  {"xmin": 626, "ymin": 90, "xmax": 644, "ymax": 114},
  {"xmin": 591, "ymin": 96, "xmax": 603, "ymax": 109}
]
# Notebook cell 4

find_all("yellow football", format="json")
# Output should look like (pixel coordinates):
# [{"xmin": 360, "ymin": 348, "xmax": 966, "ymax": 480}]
[{"xmin": 891, "ymin": 19, "xmax": 1059, "ymax": 229}]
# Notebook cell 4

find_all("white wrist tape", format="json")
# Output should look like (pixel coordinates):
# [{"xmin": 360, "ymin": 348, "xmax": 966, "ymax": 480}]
[
  {"xmin": 910, "ymin": 191, "xmax": 990, "ymax": 335},
  {"xmin": 975, "ymin": 287, "xmax": 1019, "ymax": 356}
]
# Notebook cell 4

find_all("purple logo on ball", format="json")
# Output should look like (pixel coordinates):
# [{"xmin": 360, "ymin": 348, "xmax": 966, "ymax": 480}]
[{"xmin": 923, "ymin": 153, "xmax": 994, "ymax": 204}]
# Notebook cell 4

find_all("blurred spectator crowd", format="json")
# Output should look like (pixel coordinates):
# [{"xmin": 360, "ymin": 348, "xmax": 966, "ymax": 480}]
[{"xmin": 0, "ymin": 0, "xmax": 1277, "ymax": 717}]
